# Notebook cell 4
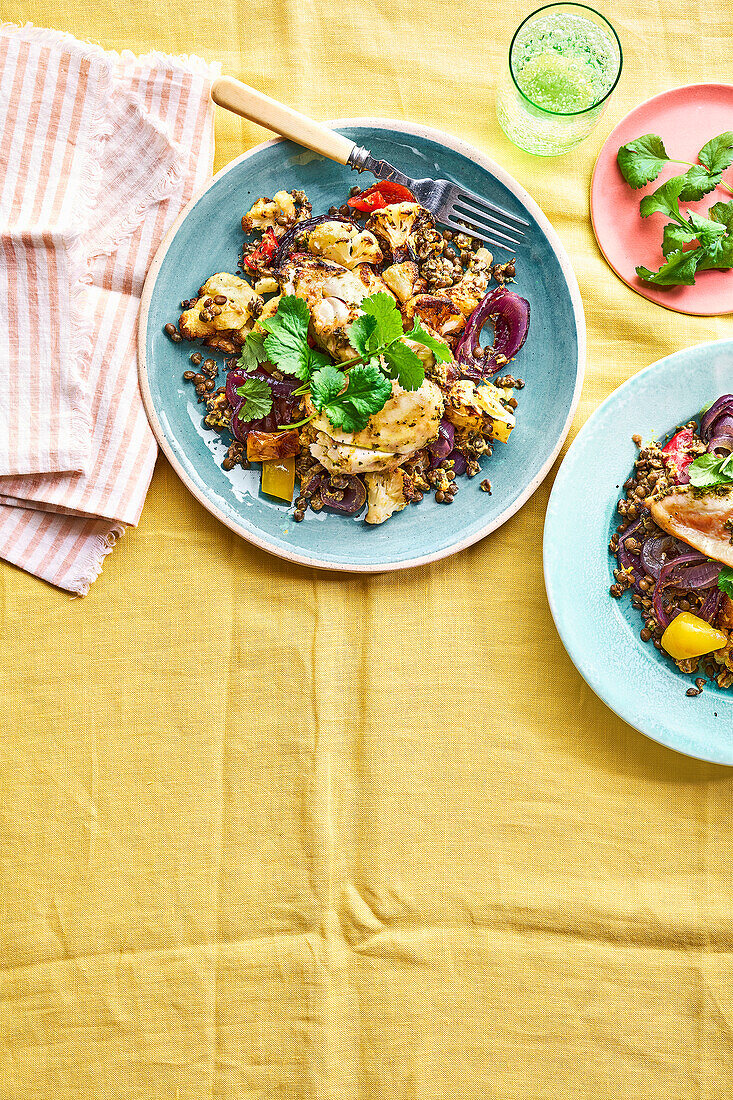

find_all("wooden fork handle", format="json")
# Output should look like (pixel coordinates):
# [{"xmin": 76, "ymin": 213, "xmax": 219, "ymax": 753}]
[{"xmin": 211, "ymin": 76, "xmax": 356, "ymax": 166}]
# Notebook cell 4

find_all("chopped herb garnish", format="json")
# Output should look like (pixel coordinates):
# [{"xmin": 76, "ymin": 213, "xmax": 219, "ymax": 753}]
[{"xmin": 234, "ymin": 376, "xmax": 273, "ymax": 422}]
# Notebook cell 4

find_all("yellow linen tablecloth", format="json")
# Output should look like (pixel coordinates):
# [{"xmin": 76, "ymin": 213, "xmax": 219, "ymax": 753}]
[{"xmin": 2, "ymin": 0, "xmax": 733, "ymax": 1096}]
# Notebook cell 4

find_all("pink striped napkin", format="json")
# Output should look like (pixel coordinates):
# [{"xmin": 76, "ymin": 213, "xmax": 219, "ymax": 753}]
[{"xmin": 0, "ymin": 25, "xmax": 219, "ymax": 594}]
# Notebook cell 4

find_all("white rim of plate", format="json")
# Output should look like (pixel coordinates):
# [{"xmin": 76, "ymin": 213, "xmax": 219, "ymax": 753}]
[
  {"xmin": 138, "ymin": 117, "xmax": 586, "ymax": 573},
  {"xmin": 542, "ymin": 337, "xmax": 733, "ymax": 762}
]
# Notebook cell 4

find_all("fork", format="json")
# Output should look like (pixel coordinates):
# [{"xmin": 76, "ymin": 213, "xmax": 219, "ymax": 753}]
[{"xmin": 211, "ymin": 77, "xmax": 528, "ymax": 252}]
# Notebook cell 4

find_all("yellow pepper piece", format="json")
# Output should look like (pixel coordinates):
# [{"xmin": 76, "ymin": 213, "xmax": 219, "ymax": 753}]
[
  {"xmin": 261, "ymin": 456, "xmax": 295, "ymax": 503},
  {"xmin": 660, "ymin": 611, "xmax": 728, "ymax": 661},
  {"xmin": 475, "ymin": 383, "xmax": 515, "ymax": 443}
]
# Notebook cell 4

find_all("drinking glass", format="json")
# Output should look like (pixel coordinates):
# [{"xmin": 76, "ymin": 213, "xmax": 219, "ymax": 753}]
[{"xmin": 496, "ymin": 3, "xmax": 622, "ymax": 157}]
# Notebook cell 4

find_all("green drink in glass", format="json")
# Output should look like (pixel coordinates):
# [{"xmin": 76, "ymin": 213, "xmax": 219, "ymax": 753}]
[{"xmin": 496, "ymin": 3, "xmax": 622, "ymax": 156}]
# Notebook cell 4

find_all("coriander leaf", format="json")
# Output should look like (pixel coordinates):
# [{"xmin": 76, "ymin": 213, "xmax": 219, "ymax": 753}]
[
  {"xmin": 662, "ymin": 221, "xmax": 697, "ymax": 257},
  {"xmin": 698, "ymin": 131, "xmax": 733, "ymax": 176},
  {"xmin": 237, "ymin": 331, "xmax": 268, "ymax": 372},
  {"xmin": 636, "ymin": 248, "xmax": 701, "ymax": 286},
  {"xmin": 310, "ymin": 363, "xmax": 392, "ymax": 433},
  {"xmin": 309, "ymin": 364, "xmax": 348, "ymax": 409},
  {"xmin": 697, "ymin": 234, "xmax": 733, "ymax": 271},
  {"xmin": 382, "ymin": 340, "xmax": 425, "ymax": 391},
  {"xmin": 639, "ymin": 176, "xmax": 688, "ymax": 221},
  {"xmin": 688, "ymin": 452, "xmax": 733, "ymax": 488},
  {"xmin": 710, "ymin": 200, "xmax": 733, "ymax": 232},
  {"xmin": 617, "ymin": 134, "xmax": 671, "ymax": 188},
  {"xmin": 333, "ymin": 364, "xmax": 393, "ymax": 430},
  {"xmin": 678, "ymin": 164, "xmax": 721, "ymax": 202},
  {"xmin": 348, "ymin": 313, "xmax": 380, "ymax": 359},
  {"xmin": 307, "ymin": 346, "xmax": 332, "ymax": 373},
  {"xmin": 260, "ymin": 295, "xmax": 314, "ymax": 380},
  {"xmin": 718, "ymin": 565, "xmax": 733, "ymax": 599},
  {"xmin": 257, "ymin": 294, "xmax": 309, "ymax": 336},
  {"xmin": 234, "ymin": 376, "xmax": 273, "ymax": 422},
  {"xmin": 404, "ymin": 319, "xmax": 453, "ymax": 363},
  {"xmin": 687, "ymin": 210, "xmax": 727, "ymax": 244},
  {"xmin": 359, "ymin": 292, "xmax": 404, "ymax": 346}
]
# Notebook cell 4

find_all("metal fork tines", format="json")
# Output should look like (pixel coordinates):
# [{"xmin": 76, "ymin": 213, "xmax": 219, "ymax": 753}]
[
  {"xmin": 348, "ymin": 147, "xmax": 529, "ymax": 252},
  {"xmin": 441, "ymin": 184, "xmax": 528, "ymax": 250}
]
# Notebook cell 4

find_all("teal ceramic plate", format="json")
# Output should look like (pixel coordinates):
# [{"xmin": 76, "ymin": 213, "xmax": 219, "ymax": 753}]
[
  {"xmin": 544, "ymin": 340, "xmax": 733, "ymax": 764},
  {"xmin": 139, "ymin": 119, "xmax": 584, "ymax": 572}
]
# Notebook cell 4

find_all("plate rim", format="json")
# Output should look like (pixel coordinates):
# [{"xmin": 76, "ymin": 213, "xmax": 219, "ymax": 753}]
[
  {"xmin": 589, "ymin": 82, "xmax": 733, "ymax": 318},
  {"xmin": 543, "ymin": 337, "xmax": 733, "ymax": 764},
  {"xmin": 139, "ymin": 116, "xmax": 586, "ymax": 573}
]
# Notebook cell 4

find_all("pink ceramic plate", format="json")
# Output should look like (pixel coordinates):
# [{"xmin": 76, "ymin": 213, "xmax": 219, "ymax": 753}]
[{"xmin": 591, "ymin": 84, "xmax": 733, "ymax": 316}]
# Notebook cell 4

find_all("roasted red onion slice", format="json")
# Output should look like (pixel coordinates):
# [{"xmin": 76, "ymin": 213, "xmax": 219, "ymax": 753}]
[
  {"xmin": 225, "ymin": 369, "xmax": 248, "ymax": 410},
  {"xmin": 428, "ymin": 419, "xmax": 455, "ymax": 466},
  {"xmin": 707, "ymin": 414, "xmax": 733, "ymax": 455},
  {"xmin": 701, "ymin": 394, "xmax": 733, "ymax": 453},
  {"xmin": 652, "ymin": 553, "xmax": 721, "ymax": 630},
  {"xmin": 310, "ymin": 474, "xmax": 367, "ymax": 515},
  {"xmin": 450, "ymin": 451, "xmax": 468, "ymax": 476},
  {"xmin": 639, "ymin": 534, "xmax": 695, "ymax": 579},
  {"xmin": 454, "ymin": 288, "xmax": 530, "ymax": 381},
  {"xmin": 699, "ymin": 587, "xmax": 724, "ymax": 624}
]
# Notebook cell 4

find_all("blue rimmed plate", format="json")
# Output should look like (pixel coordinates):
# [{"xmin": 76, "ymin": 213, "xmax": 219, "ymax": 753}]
[
  {"xmin": 139, "ymin": 119, "xmax": 584, "ymax": 572},
  {"xmin": 544, "ymin": 339, "xmax": 733, "ymax": 764}
]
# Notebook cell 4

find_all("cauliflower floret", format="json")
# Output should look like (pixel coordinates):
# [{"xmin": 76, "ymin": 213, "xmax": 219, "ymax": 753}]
[
  {"xmin": 307, "ymin": 221, "xmax": 382, "ymax": 269},
  {"xmin": 252, "ymin": 294, "xmax": 281, "ymax": 334},
  {"xmin": 254, "ymin": 276, "xmax": 279, "ymax": 295},
  {"xmin": 179, "ymin": 273, "xmax": 262, "ymax": 350},
  {"xmin": 365, "ymin": 468, "xmax": 407, "ymax": 525},
  {"xmin": 444, "ymin": 252, "xmax": 492, "ymax": 317},
  {"xmin": 445, "ymin": 379, "xmax": 515, "ymax": 442},
  {"xmin": 402, "ymin": 293, "xmax": 465, "ymax": 339},
  {"xmin": 366, "ymin": 202, "xmax": 424, "ymax": 250},
  {"xmin": 242, "ymin": 190, "xmax": 300, "ymax": 236},
  {"xmin": 382, "ymin": 261, "xmax": 421, "ymax": 303}
]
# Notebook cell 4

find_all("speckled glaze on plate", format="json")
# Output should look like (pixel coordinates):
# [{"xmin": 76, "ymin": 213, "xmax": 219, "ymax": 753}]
[
  {"xmin": 591, "ymin": 84, "xmax": 733, "ymax": 316},
  {"xmin": 139, "ymin": 119, "xmax": 584, "ymax": 572},
  {"xmin": 544, "ymin": 340, "xmax": 733, "ymax": 764}
]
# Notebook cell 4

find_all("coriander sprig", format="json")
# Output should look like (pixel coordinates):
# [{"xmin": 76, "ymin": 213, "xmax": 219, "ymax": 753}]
[
  {"xmin": 688, "ymin": 451, "xmax": 733, "ymax": 489},
  {"xmin": 236, "ymin": 292, "xmax": 451, "ymax": 433},
  {"xmin": 618, "ymin": 132, "xmax": 733, "ymax": 197},
  {"xmin": 617, "ymin": 131, "xmax": 733, "ymax": 287}
]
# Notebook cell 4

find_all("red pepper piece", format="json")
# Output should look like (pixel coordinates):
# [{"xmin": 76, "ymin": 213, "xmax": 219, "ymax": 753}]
[
  {"xmin": 244, "ymin": 227, "xmax": 279, "ymax": 270},
  {"xmin": 347, "ymin": 181, "xmax": 416, "ymax": 213},
  {"xmin": 661, "ymin": 427, "xmax": 696, "ymax": 484}
]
